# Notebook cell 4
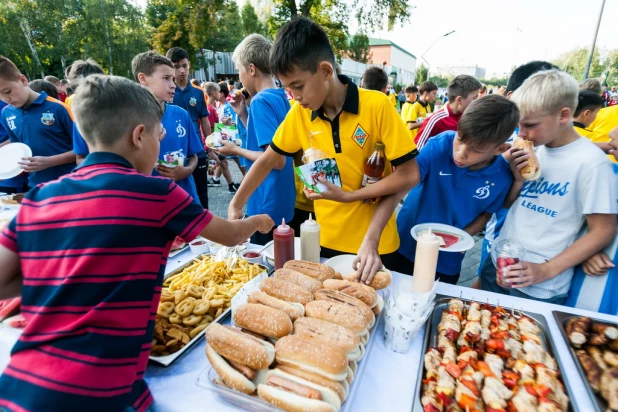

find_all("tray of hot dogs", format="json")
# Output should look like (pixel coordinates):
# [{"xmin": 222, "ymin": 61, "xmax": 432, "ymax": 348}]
[
  {"xmin": 196, "ymin": 260, "xmax": 392, "ymax": 412},
  {"xmin": 414, "ymin": 296, "xmax": 576, "ymax": 412},
  {"xmin": 553, "ymin": 311, "xmax": 618, "ymax": 412}
]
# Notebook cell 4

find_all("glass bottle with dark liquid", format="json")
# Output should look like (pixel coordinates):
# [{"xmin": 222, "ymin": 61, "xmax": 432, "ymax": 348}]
[{"xmin": 361, "ymin": 142, "xmax": 386, "ymax": 204}]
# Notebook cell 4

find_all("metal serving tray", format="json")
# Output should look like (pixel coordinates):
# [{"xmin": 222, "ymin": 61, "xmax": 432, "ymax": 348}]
[
  {"xmin": 196, "ymin": 290, "xmax": 389, "ymax": 412},
  {"xmin": 149, "ymin": 253, "xmax": 270, "ymax": 367},
  {"xmin": 553, "ymin": 310, "xmax": 618, "ymax": 412},
  {"xmin": 413, "ymin": 294, "xmax": 578, "ymax": 412}
]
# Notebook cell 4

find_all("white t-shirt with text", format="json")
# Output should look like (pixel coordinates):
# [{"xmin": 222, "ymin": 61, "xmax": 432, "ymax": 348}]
[{"xmin": 497, "ymin": 137, "xmax": 618, "ymax": 299}]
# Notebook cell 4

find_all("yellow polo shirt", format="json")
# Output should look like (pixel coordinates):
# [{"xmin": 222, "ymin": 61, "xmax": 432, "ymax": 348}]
[
  {"xmin": 271, "ymin": 76, "xmax": 418, "ymax": 254},
  {"xmin": 389, "ymin": 92, "xmax": 397, "ymax": 108},
  {"xmin": 583, "ymin": 106, "xmax": 618, "ymax": 163},
  {"xmin": 64, "ymin": 95, "xmax": 74, "ymax": 108},
  {"xmin": 408, "ymin": 101, "xmax": 432, "ymax": 140},
  {"xmin": 401, "ymin": 101, "xmax": 416, "ymax": 138}
]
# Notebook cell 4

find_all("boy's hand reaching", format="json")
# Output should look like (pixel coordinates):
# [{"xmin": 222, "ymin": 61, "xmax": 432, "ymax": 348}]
[
  {"xmin": 353, "ymin": 238, "xmax": 383, "ymax": 285},
  {"xmin": 582, "ymin": 252, "xmax": 615, "ymax": 276},
  {"xmin": 251, "ymin": 214, "xmax": 275, "ymax": 234},
  {"xmin": 215, "ymin": 140, "xmax": 238, "ymax": 156},
  {"xmin": 508, "ymin": 146, "xmax": 530, "ymax": 183}
]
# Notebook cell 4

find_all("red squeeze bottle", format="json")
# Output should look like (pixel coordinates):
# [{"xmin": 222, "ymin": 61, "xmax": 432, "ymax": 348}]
[
  {"xmin": 361, "ymin": 142, "xmax": 386, "ymax": 204},
  {"xmin": 274, "ymin": 218, "xmax": 295, "ymax": 269}
]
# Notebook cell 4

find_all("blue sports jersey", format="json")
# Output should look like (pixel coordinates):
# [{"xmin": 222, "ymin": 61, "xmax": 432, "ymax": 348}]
[
  {"xmin": 397, "ymin": 131, "xmax": 513, "ymax": 275},
  {"xmin": 0, "ymin": 101, "xmax": 26, "ymax": 189},
  {"xmin": 172, "ymin": 83, "xmax": 209, "ymax": 136},
  {"xmin": 246, "ymin": 88, "xmax": 295, "ymax": 224},
  {"xmin": 1, "ymin": 92, "xmax": 75, "ymax": 186},
  {"xmin": 72, "ymin": 122, "xmax": 88, "ymax": 156}
]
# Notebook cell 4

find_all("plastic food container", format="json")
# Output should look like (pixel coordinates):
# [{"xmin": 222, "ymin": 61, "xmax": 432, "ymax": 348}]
[
  {"xmin": 241, "ymin": 248, "xmax": 263, "ymax": 265},
  {"xmin": 189, "ymin": 238, "xmax": 209, "ymax": 255}
]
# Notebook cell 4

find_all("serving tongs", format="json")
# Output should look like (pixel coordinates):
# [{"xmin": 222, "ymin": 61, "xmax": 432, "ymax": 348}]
[{"xmin": 215, "ymin": 215, "xmax": 247, "ymax": 269}]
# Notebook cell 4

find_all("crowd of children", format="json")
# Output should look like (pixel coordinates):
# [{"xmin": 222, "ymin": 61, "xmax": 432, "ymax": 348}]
[{"xmin": 0, "ymin": 15, "xmax": 617, "ymax": 411}]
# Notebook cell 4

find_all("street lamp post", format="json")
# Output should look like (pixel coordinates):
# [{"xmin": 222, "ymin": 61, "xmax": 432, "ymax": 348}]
[
  {"xmin": 583, "ymin": 0, "xmax": 606, "ymax": 80},
  {"xmin": 420, "ymin": 30, "xmax": 455, "ymax": 81}
]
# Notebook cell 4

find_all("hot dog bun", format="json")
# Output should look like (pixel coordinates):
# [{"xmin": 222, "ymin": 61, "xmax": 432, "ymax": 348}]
[
  {"xmin": 513, "ymin": 139, "xmax": 541, "ymax": 180},
  {"xmin": 260, "ymin": 277, "xmax": 314, "ymax": 305},
  {"xmin": 341, "ymin": 269, "xmax": 392, "ymax": 290},
  {"xmin": 284, "ymin": 260, "xmax": 336, "ymax": 282},
  {"xmin": 258, "ymin": 368, "xmax": 340, "ymax": 412},
  {"xmin": 275, "ymin": 335, "xmax": 348, "ymax": 382},
  {"xmin": 293, "ymin": 317, "xmax": 362, "ymax": 360},
  {"xmin": 276, "ymin": 365, "xmax": 348, "ymax": 403},
  {"xmin": 248, "ymin": 291, "xmax": 305, "ymax": 321},
  {"xmin": 322, "ymin": 279, "xmax": 378, "ymax": 308},
  {"xmin": 274, "ymin": 268, "xmax": 323, "ymax": 294},
  {"xmin": 207, "ymin": 344, "xmax": 257, "ymax": 394},
  {"xmin": 305, "ymin": 300, "xmax": 369, "ymax": 337},
  {"xmin": 233, "ymin": 303, "xmax": 293, "ymax": 339},
  {"xmin": 372, "ymin": 295, "xmax": 384, "ymax": 315},
  {"xmin": 206, "ymin": 323, "xmax": 275, "ymax": 370},
  {"xmin": 313, "ymin": 289, "xmax": 375, "ymax": 329}
]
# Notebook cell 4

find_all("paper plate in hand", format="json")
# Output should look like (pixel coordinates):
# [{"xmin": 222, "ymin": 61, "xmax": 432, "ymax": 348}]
[
  {"xmin": 0, "ymin": 143, "xmax": 31, "ymax": 179},
  {"xmin": 411, "ymin": 223, "xmax": 474, "ymax": 253}
]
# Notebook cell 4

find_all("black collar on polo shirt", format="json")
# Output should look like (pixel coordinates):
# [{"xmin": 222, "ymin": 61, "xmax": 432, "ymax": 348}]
[
  {"xmin": 311, "ymin": 75, "xmax": 359, "ymax": 121},
  {"xmin": 74, "ymin": 152, "xmax": 134, "ymax": 171},
  {"xmin": 573, "ymin": 121, "xmax": 589, "ymax": 131}
]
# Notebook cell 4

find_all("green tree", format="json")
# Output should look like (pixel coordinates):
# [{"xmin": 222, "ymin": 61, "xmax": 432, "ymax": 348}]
[
  {"xmin": 268, "ymin": 0, "xmax": 411, "ymax": 58},
  {"xmin": 347, "ymin": 33, "xmax": 371, "ymax": 64},
  {"xmin": 241, "ymin": 2, "xmax": 267, "ymax": 37},
  {"xmin": 427, "ymin": 75, "xmax": 448, "ymax": 88},
  {"xmin": 416, "ymin": 64, "xmax": 428, "ymax": 84},
  {"xmin": 553, "ymin": 47, "xmax": 605, "ymax": 81},
  {"xmin": 205, "ymin": 1, "xmax": 243, "ymax": 52}
]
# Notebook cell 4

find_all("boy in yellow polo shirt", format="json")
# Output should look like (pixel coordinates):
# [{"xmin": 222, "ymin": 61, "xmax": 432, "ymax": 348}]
[
  {"xmin": 587, "ymin": 103, "xmax": 618, "ymax": 163},
  {"xmin": 401, "ymin": 85, "xmax": 418, "ymax": 135},
  {"xmin": 228, "ymin": 17, "xmax": 419, "ymax": 283},
  {"xmin": 408, "ymin": 81, "xmax": 437, "ymax": 140}
]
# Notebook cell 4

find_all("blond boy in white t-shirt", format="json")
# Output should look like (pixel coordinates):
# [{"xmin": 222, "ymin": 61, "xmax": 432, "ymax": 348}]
[{"xmin": 480, "ymin": 70, "xmax": 618, "ymax": 304}]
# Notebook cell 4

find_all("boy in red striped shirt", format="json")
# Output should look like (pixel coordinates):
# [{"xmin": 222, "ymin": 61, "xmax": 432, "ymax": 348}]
[
  {"xmin": 0, "ymin": 74, "xmax": 273, "ymax": 412},
  {"xmin": 416, "ymin": 75, "xmax": 482, "ymax": 150}
]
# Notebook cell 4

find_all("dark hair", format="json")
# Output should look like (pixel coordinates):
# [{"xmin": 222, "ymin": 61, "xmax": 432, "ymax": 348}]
[
  {"xmin": 506, "ymin": 61, "xmax": 557, "ymax": 94},
  {"xmin": 447, "ymin": 75, "xmax": 482, "ymax": 103},
  {"xmin": 405, "ymin": 86, "xmax": 418, "ymax": 94},
  {"xmin": 361, "ymin": 67, "xmax": 388, "ymax": 92},
  {"xmin": 191, "ymin": 79, "xmax": 199, "ymax": 86},
  {"xmin": 229, "ymin": 80, "xmax": 235, "ymax": 86},
  {"xmin": 0, "ymin": 56, "xmax": 21, "ymax": 81},
  {"xmin": 458, "ymin": 95, "xmax": 520, "ymax": 148},
  {"xmin": 218, "ymin": 81, "xmax": 230, "ymax": 98},
  {"xmin": 419, "ymin": 81, "xmax": 438, "ymax": 94},
  {"xmin": 44, "ymin": 75, "xmax": 60, "ymax": 85},
  {"xmin": 574, "ymin": 90, "xmax": 605, "ymax": 117},
  {"xmin": 131, "ymin": 51, "xmax": 173, "ymax": 81},
  {"xmin": 165, "ymin": 47, "xmax": 190, "ymax": 64},
  {"xmin": 28, "ymin": 79, "xmax": 59, "ymax": 99},
  {"xmin": 270, "ymin": 17, "xmax": 336, "ymax": 76},
  {"xmin": 67, "ymin": 59, "xmax": 104, "ymax": 90}
]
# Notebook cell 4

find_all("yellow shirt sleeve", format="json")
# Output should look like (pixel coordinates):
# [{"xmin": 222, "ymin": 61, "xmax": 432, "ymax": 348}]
[
  {"xmin": 378, "ymin": 99, "xmax": 418, "ymax": 164},
  {"xmin": 389, "ymin": 93, "xmax": 397, "ymax": 107},
  {"xmin": 402, "ymin": 103, "xmax": 415, "ymax": 124},
  {"xmin": 271, "ymin": 105, "xmax": 304, "ymax": 155}
]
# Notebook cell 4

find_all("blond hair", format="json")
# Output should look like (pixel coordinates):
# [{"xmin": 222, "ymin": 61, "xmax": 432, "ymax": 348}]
[
  {"xmin": 511, "ymin": 70, "xmax": 578, "ymax": 118},
  {"xmin": 72, "ymin": 75, "xmax": 163, "ymax": 147},
  {"xmin": 232, "ymin": 34, "xmax": 272, "ymax": 75},
  {"xmin": 204, "ymin": 82, "xmax": 220, "ymax": 96}
]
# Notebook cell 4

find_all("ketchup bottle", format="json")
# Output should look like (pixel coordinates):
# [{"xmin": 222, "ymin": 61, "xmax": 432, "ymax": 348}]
[
  {"xmin": 274, "ymin": 218, "xmax": 295, "ymax": 269},
  {"xmin": 361, "ymin": 142, "xmax": 386, "ymax": 204}
]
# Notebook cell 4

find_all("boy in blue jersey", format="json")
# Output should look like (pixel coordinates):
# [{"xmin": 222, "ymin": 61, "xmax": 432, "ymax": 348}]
[
  {"xmin": 217, "ymin": 34, "xmax": 295, "ymax": 245},
  {"xmin": 166, "ymin": 47, "xmax": 211, "ymax": 209},
  {"xmin": 0, "ymin": 56, "xmax": 76, "ymax": 189},
  {"xmin": 395, "ymin": 95, "xmax": 522, "ymax": 284},
  {"xmin": 72, "ymin": 51, "xmax": 203, "ymax": 201}
]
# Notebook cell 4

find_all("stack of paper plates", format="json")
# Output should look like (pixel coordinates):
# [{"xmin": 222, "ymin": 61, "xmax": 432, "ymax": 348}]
[{"xmin": 0, "ymin": 143, "xmax": 31, "ymax": 180}]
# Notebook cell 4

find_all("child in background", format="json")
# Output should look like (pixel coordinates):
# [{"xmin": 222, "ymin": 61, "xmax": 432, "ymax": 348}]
[
  {"xmin": 217, "ymin": 81, "xmax": 246, "ymax": 177},
  {"xmin": 416, "ymin": 75, "xmax": 481, "ymax": 150},
  {"xmin": 400, "ymin": 85, "xmax": 419, "ymax": 136},
  {"xmin": 360, "ymin": 66, "xmax": 389, "ymax": 94},
  {"xmin": 217, "ymin": 33, "xmax": 295, "ymax": 245},
  {"xmin": 65, "ymin": 59, "xmax": 104, "ymax": 108},
  {"xmin": 408, "ymin": 81, "xmax": 437, "ymax": 141},
  {"xmin": 587, "ymin": 104, "xmax": 618, "ymax": 162},
  {"xmin": 203, "ymin": 81, "xmax": 237, "ymax": 193},
  {"xmin": 573, "ymin": 91, "xmax": 611, "ymax": 161},
  {"xmin": 480, "ymin": 70, "xmax": 617, "ymax": 304},
  {"xmin": 395, "ymin": 95, "xmax": 520, "ymax": 284},
  {"xmin": 28, "ymin": 79, "xmax": 59, "ymax": 99},
  {"xmin": 228, "ymin": 18, "xmax": 419, "ymax": 282},
  {"xmin": 0, "ymin": 74, "xmax": 273, "ymax": 412},
  {"xmin": 0, "ymin": 56, "xmax": 76, "ymax": 189}
]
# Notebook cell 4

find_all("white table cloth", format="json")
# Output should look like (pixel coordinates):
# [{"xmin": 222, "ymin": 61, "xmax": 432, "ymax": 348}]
[{"xmin": 1, "ymin": 245, "xmax": 617, "ymax": 411}]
